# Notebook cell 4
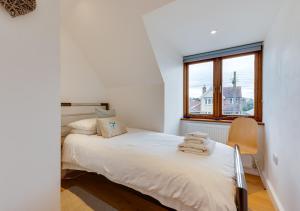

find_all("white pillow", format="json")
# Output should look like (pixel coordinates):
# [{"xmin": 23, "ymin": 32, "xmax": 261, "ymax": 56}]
[
  {"xmin": 67, "ymin": 118, "xmax": 97, "ymax": 135},
  {"xmin": 69, "ymin": 129, "xmax": 96, "ymax": 135}
]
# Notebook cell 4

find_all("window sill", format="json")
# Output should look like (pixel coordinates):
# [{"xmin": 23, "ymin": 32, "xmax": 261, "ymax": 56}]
[{"xmin": 181, "ymin": 118, "xmax": 265, "ymax": 125}]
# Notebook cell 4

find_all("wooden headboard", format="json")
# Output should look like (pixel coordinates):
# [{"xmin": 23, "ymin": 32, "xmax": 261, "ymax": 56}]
[{"xmin": 61, "ymin": 102, "xmax": 110, "ymax": 135}]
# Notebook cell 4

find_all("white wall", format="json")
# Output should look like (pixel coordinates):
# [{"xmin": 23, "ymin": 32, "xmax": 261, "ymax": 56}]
[
  {"xmin": 107, "ymin": 83, "xmax": 164, "ymax": 131},
  {"xmin": 60, "ymin": 29, "xmax": 107, "ymax": 102},
  {"xmin": 0, "ymin": 1, "xmax": 60, "ymax": 211},
  {"xmin": 144, "ymin": 15, "xmax": 183, "ymax": 134},
  {"xmin": 263, "ymin": 0, "xmax": 300, "ymax": 210}
]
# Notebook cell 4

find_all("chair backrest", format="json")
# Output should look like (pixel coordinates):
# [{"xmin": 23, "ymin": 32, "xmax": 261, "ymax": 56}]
[{"xmin": 227, "ymin": 117, "xmax": 258, "ymax": 154}]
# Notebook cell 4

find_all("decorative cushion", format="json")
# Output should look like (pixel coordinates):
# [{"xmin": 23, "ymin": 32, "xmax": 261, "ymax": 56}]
[
  {"xmin": 95, "ymin": 108, "xmax": 116, "ymax": 135},
  {"xmin": 96, "ymin": 117, "xmax": 127, "ymax": 138}
]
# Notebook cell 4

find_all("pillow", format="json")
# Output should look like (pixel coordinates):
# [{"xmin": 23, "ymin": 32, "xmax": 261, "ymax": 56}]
[
  {"xmin": 96, "ymin": 117, "xmax": 127, "ymax": 138},
  {"xmin": 67, "ymin": 118, "xmax": 97, "ymax": 135},
  {"xmin": 95, "ymin": 107, "xmax": 116, "ymax": 118},
  {"xmin": 69, "ymin": 129, "xmax": 96, "ymax": 135}
]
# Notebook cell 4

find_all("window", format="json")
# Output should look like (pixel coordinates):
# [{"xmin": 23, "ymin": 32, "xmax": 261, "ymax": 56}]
[
  {"xmin": 184, "ymin": 48, "xmax": 262, "ymax": 122},
  {"xmin": 188, "ymin": 61, "xmax": 213, "ymax": 115},
  {"xmin": 222, "ymin": 55, "xmax": 255, "ymax": 116},
  {"xmin": 204, "ymin": 98, "xmax": 213, "ymax": 105}
]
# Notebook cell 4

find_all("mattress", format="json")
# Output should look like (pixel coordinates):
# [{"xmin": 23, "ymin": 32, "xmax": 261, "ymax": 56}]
[{"xmin": 62, "ymin": 128, "xmax": 236, "ymax": 211}]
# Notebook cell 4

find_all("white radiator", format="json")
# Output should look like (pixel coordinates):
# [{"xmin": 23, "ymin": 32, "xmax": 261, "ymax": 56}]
[{"xmin": 180, "ymin": 121, "xmax": 230, "ymax": 144}]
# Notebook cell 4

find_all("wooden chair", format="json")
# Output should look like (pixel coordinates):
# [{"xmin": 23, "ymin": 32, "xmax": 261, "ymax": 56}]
[
  {"xmin": 227, "ymin": 117, "xmax": 258, "ymax": 155},
  {"xmin": 227, "ymin": 117, "xmax": 265, "ymax": 188}
]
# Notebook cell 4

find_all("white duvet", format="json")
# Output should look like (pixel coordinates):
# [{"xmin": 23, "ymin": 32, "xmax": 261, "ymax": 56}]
[{"xmin": 62, "ymin": 128, "xmax": 236, "ymax": 211}]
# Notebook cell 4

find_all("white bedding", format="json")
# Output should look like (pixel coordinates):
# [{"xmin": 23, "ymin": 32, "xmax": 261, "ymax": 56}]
[{"xmin": 62, "ymin": 128, "xmax": 236, "ymax": 211}]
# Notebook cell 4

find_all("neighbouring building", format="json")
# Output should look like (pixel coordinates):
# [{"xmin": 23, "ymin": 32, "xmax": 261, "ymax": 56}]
[{"xmin": 189, "ymin": 72, "xmax": 253, "ymax": 115}]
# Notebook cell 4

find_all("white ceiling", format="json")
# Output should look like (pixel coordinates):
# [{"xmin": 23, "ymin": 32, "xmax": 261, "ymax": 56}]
[{"xmin": 144, "ymin": 0, "xmax": 283, "ymax": 56}]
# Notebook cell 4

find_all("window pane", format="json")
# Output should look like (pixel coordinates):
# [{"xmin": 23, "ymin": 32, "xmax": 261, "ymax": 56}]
[
  {"xmin": 189, "ymin": 61, "xmax": 214, "ymax": 115},
  {"xmin": 222, "ymin": 55, "xmax": 255, "ymax": 116}
]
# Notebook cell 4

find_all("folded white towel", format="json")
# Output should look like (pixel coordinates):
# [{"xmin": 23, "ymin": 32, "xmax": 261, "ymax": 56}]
[
  {"xmin": 186, "ymin": 131, "xmax": 208, "ymax": 139},
  {"xmin": 178, "ymin": 148, "xmax": 209, "ymax": 156},
  {"xmin": 178, "ymin": 139, "xmax": 216, "ymax": 155},
  {"xmin": 184, "ymin": 137, "xmax": 206, "ymax": 144},
  {"xmin": 179, "ymin": 141, "xmax": 209, "ymax": 151}
]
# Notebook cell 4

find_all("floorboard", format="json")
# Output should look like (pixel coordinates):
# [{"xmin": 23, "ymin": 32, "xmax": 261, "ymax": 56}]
[{"xmin": 61, "ymin": 172, "xmax": 275, "ymax": 211}]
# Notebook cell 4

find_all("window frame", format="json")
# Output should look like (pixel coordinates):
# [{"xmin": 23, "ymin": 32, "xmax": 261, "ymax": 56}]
[{"xmin": 183, "ymin": 51, "xmax": 263, "ymax": 122}]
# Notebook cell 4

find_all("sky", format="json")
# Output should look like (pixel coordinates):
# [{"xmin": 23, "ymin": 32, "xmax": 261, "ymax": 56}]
[{"xmin": 189, "ymin": 54, "xmax": 255, "ymax": 99}]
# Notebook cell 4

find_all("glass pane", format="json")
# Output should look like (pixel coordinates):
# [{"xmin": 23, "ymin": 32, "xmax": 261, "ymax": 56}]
[
  {"xmin": 188, "ymin": 61, "xmax": 214, "ymax": 115},
  {"xmin": 222, "ymin": 55, "xmax": 255, "ymax": 116}
]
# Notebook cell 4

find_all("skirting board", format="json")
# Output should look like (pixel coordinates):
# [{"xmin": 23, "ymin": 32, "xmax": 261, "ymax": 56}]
[
  {"xmin": 261, "ymin": 172, "xmax": 285, "ymax": 211},
  {"xmin": 244, "ymin": 167, "xmax": 259, "ymax": 176}
]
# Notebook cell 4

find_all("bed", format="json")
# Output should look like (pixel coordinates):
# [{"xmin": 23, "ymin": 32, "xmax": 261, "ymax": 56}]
[{"xmin": 61, "ymin": 102, "xmax": 247, "ymax": 211}]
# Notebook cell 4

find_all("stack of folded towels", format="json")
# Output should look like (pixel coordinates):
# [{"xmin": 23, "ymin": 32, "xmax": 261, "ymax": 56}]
[{"xmin": 178, "ymin": 131, "xmax": 216, "ymax": 155}]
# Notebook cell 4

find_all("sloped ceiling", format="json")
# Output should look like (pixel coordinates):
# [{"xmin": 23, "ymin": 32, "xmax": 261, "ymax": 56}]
[
  {"xmin": 144, "ymin": 0, "xmax": 283, "ymax": 56},
  {"xmin": 61, "ymin": 0, "xmax": 173, "ymax": 88}
]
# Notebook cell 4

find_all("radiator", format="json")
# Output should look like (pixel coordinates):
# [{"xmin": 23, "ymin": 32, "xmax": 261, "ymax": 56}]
[{"xmin": 180, "ymin": 121, "xmax": 230, "ymax": 144}]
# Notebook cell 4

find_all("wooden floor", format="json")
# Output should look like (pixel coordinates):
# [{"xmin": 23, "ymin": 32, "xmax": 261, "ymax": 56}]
[
  {"xmin": 246, "ymin": 174, "xmax": 275, "ymax": 211},
  {"xmin": 61, "ymin": 172, "xmax": 275, "ymax": 211}
]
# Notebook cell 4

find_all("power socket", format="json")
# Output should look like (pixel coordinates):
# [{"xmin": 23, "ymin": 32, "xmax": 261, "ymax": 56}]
[{"xmin": 273, "ymin": 153, "xmax": 279, "ymax": 166}]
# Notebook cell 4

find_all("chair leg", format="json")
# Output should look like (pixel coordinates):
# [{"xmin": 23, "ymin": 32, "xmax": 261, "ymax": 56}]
[{"xmin": 252, "ymin": 155, "xmax": 266, "ymax": 190}]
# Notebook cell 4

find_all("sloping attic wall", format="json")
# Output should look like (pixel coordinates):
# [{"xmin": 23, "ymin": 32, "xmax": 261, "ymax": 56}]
[
  {"xmin": 61, "ymin": 0, "xmax": 172, "ymax": 131},
  {"xmin": 144, "ymin": 0, "xmax": 282, "ymax": 134},
  {"xmin": 61, "ymin": 29, "xmax": 107, "ymax": 102},
  {"xmin": 142, "ymin": 23, "xmax": 183, "ymax": 134}
]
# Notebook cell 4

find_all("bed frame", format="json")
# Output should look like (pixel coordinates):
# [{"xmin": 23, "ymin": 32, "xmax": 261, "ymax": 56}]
[
  {"xmin": 61, "ymin": 102, "xmax": 248, "ymax": 211},
  {"xmin": 234, "ymin": 145, "xmax": 248, "ymax": 211}
]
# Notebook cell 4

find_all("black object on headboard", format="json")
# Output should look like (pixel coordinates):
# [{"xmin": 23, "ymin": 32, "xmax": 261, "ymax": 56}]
[
  {"xmin": 100, "ymin": 103, "xmax": 110, "ymax": 110},
  {"xmin": 61, "ymin": 102, "xmax": 72, "ymax": 107},
  {"xmin": 61, "ymin": 103, "xmax": 110, "ymax": 110}
]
